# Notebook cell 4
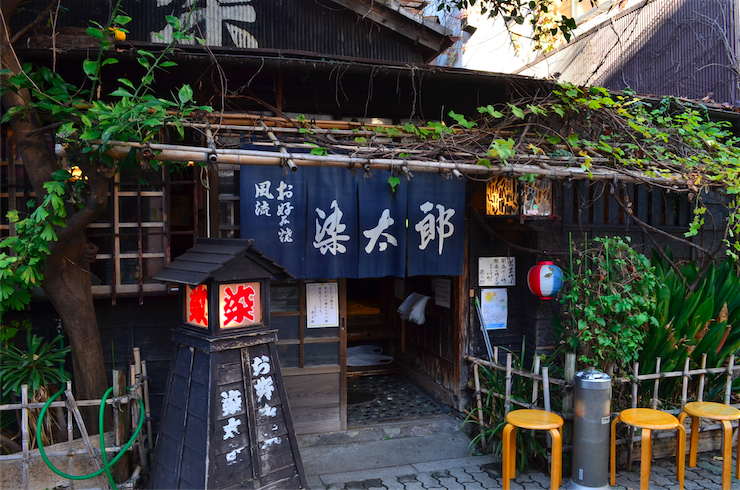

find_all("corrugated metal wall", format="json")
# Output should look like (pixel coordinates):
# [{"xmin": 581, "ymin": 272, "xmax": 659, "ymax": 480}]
[
  {"xmin": 9, "ymin": 0, "xmax": 424, "ymax": 63},
  {"xmin": 519, "ymin": 0, "xmax": 739, "ymax": 105}
]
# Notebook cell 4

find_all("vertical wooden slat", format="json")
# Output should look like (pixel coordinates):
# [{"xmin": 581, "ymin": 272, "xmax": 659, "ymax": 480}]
[
  {"xmin": 473, "ymin": 363, "xmax": 487, "ymax": 449},
  {"xmin": 67, "ymin": 381, "xmax": 74, "ymax": 490},
  {"xmin": 543, "ymin": 366, "xmax": 551, "ymax": 413},
  {"xmin": 562, "ymin": 181, "xmax": 574, "ymax": 225},
  {"xmin": 112, "ymin": 175, "xmax": 120, "ymax": 305},
  {"xmin": 665, "ymin": 192, "xmax": 676, "ymax": 227},
  {"xmin": 21, "ymin": 385, "xmax": 29, "ymax": 490},
  {"xmin": 650, "ymin": 188, "xmax": 663, "ymax": 227},
  {"xmin": 698, "ymin": 353, "xmax": 707, "ymax": 402},
  {"xmin": 608, "ymin": 184, "xmax": 620, "ymax": 225},
  {"xmin": 636, "ymin": 185, "xmax": 649, "ymax": 224},
  {"xmin": 652, "ymin": 357, "xmax": 661, "ymax": 410},
  {"xmin": 338, "ymin": 278, "xmax": 348, "ymax": 431},
  {"xmin": 112, "ymin": 369, "xmax": 130, "ymax": 483},
  {"xmin": 504, "ymin": 353, "xmax": 512, "ymax": 416},
  {"xmin": 725, "ymin": 354, "xmax": 735, "ymax": 405},
  {"xmin": 627, "ymin": 362, "xmax": 639, "ymax": 471},
  {"xmin": 592, "ymin": 182, "xmax": 605, "ymax": 226},
  {"xmin": 531, "ymin": 355, "xmax": 541, "ymax": 407},
  {"xmin": 299, "ymin": 280, "xmax": 305, "ymax": 368},
  {"xmin": 625, "ymin": 183, "xmax": 635, "ymax": 226},
  {"xmin": 136, "ymin": 167, "xmax": 144, "ymax": 304},
  {"xmin": 681, "ymin": 357, "xmax": 690, "ymax": 409}
]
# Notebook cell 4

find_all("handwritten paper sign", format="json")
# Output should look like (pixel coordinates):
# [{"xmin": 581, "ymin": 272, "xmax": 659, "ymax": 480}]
[
  {"xmin": 306, "ymin": 282, "xmax": 339, "ymax": 328},
  {"xmin": 478, "ymin": 257, "xmax": 516, "ymax": 286}
]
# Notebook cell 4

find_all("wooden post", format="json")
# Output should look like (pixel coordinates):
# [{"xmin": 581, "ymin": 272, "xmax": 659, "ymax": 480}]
[
  {"xmin": 112, "ymin": 369, "xmax": 130, "ymax": 483},
  {"xmin": 681, "ymin": 357, "xmax": 690, "ymax": 409},
  {"xmin": 132, "ymin": 350, "xmax": 149, "ymax": 474},
  {"xmin": 698, "ymin": 353, "xmax": 707, "ymax": 402},
  {"xmin": 473, "ymin": 362, "xmax": 487, "ymax": 450},
  {"xmin": 21, "ymin": 385, "xmax": 29, "ymax": 490},
  {"xmin": 652, "ymin": 357, "xmax": 661, "ymax": 410}
]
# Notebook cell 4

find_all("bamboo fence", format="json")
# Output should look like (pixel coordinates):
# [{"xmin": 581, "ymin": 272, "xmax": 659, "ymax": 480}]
[
  {"xmin": 0, "ymin": 348, "xmax": 152, "ymax": 490},
  {"xmin": 468, "ymin": 350, "xmax": 740, "ymax": 469}
]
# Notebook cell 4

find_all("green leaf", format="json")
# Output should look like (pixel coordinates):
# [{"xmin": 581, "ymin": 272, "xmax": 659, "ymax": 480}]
[
  {"xmin": 110, "ymin": 88, "xmax": 134, "ymax": 97},
  {"xmin": 51, "ymin": 169, "xmax": 71, "ymax": 181},
  {"xmin": 86, "ymin": 27, "xmax": 104, "ymax": 40},
  {"xmin": 388, "ymin": 175, "xmax": 400, "ymax": 192},
  {"xmin": 178, "ymin": 85, "xmax": 194, "ymax": 104},
  {"xmin": 118, "ymin": 78, "xmax": 135, "ymax": 89},
  {"xmin": 83, "ymin": 59, "xmax": 98, "ymax": 77},
  {"xmin": 508, "ymin": 104, "xmax": 525, "ymax": 119}
]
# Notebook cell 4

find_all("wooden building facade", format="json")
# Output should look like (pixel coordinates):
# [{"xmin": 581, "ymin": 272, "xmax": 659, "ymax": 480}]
[{"xmin": 3, "ymin": 0, "xmax": 728, "ymax": 438}]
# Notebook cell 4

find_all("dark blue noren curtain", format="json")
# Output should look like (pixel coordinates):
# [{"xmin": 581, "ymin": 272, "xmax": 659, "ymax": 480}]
[
  {"xmin": 357, "ymin": 172, "xmax": 407, "ymax": 278},
  {"xmin": 240, "ymin": 166, "xmax": 307, "ymax": 278},
  {"xmin": 406, "ymin": 173, "xmax": 465, "ymax": 276},
  {"xmin": 304, "ymin": 167, "xmax": 359, "ymax": 279}
]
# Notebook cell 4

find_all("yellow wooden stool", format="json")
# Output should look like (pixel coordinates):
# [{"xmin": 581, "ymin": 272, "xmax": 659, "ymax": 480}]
[
  {"xmin": 678, "ymin": 401, "xmax": 740, "ymax": 490},
  {"xmin": 610, "ymin": 408, "xmax": 686, "ymax": 490},
  {"xmin": 502, "ymin": 409, "xmax": 563, "ymax": 490}
]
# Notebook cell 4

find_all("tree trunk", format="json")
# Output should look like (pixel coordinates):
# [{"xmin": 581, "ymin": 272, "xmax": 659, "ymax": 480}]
[{"xmin": 2, "ymin": 7, "xmax": 111, "ymax": 432}]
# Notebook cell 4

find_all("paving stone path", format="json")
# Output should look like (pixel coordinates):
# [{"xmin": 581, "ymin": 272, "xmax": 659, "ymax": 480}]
[{"xmin": 313, "ymin": 451, "xmax": 740, "ymax": 490}]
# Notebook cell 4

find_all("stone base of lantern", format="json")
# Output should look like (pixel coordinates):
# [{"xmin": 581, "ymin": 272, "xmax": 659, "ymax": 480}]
[{"xmin": 150, "ymin": 327, "xmax": 307, "ymax": 489}]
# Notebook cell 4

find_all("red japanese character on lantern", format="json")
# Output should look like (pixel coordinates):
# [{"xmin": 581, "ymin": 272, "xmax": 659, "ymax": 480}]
[
  {"xmin": 185, "ymin": 284, "xmax": 209, "ymax": 328},
  {"xmin": 219, "ymin": 282, "xmax": 262, "ymax": 328}
]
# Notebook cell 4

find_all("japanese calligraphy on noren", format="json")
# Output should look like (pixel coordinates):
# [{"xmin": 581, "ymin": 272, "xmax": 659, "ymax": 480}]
[
  {"xmin": 218, "ymin": 282, "xmax": 262, "ymax": 329},
  {"xmin": 478, "ymin": 257, "xmax": 516, "ymax": 287},
  {"xmin": 306, "ymin": 282, "xmax": 339, "ymax": 328},
  {"xmin": 185, "ymin": 284, "xmax": 208, "ymax": 328},
  {"xmin": 253, "ymin": 179, "xmax": 297, "ymax": 243},
  {"xmin": 414, "ymin": 202, "xmax": 455, "ymax": 255}
]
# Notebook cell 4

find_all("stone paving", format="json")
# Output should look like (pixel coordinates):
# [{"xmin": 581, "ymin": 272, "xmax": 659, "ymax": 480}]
[{"xmin": 311, "ymin": 451, "xmax": 740, "ymax": 489}]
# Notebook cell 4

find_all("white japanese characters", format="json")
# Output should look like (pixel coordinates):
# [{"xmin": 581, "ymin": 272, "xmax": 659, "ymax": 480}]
[
  {"xmin": 220, "ymin": 390, "xmax": 243, "ymax": 417},
  {"xmin": 222, "ymin": 417, "xmax": 242, "ymax": 440},
  {"xmin": 363, "ymin": 209, "xmax": 398, "ymax": 253},
  {"xmin": 414, "ymin": 202, "xmax": 455, "ymax": 255},
  {"xmin": 253, "ymin": 179, "xmax": 296, "ymax": 244},
  {"xmin": 313, "ymin": 200, "xmax": 350, "ymax": 255}
]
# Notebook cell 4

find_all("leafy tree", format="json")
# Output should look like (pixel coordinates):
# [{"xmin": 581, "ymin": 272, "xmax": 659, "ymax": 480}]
[
  {"xmin": 0, "ymin": 0, "xmax": 210, "ymax": 422},
  {"xmin": 436, "ymin": 0, "xmax": 580, "ymax": 50}
]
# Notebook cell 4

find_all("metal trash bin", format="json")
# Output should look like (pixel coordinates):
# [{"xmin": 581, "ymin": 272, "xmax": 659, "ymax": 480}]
[{"xmin": 567, "ymin": 369, "xmax": 612, "ymax": 490}]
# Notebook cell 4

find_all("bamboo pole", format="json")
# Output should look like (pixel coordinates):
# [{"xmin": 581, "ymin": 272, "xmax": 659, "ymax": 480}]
[
  {"xmin": 698, "ymin": 353, "xmax": 707, "ymax": 402},
  {"xmin": 21, "ymin": 385, "xmax": 29, "ymax": 490},
  {"xmin": 532, "ymin": 355, "xmax": 541, "ymax": 407},
  {"xmin": 141, "ymin": 360, "xmax": 154, "ymax": 453},
  {"xmin": 543, "ymin": 367, "xmax": 551, "ymax": 413},
  {"xmin": 726, "ymin": 354, "xmax": 735, "ymax": 406},
  {"xmin": 53, "ymin": 142, "xmax": 689, "ymax": 187},
  {"xmin": 627, "ymin": 362, "xmax": 640, "ymax": 472},
  {"xmin": 681, "ymin": 357, "xmax": 691, "ymax": 409},
  {"xmin": 464, "ymin": 356, "xmax": 570, "ymax": 386},
  {"xmin": 67, "ymin": 382, "xmax": 74, "ymax": 490},
  {"xmin": 65, "ymin": 390, "xmax": 110, "ymax": 490},
  {"xmin": 504, "ymin": 353, "xmax": 513, "ymax": 416},
  {"xmin": 473, "ymin": 363, "xmax": 487, "ymax": 450},
  {"xmin": 652, "ymin": 357, "xmax": 661, "ymax": 410}
]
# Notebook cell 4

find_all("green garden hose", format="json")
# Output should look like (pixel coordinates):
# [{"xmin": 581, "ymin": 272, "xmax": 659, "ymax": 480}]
[{"xmin": 37, "ymin": 386, "xmax": 146, "ymax": 488}]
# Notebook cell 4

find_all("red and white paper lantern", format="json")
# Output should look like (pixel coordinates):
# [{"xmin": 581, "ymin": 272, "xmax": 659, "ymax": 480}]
[{"xmin": 527, "ymin": 261, "xmax": 563, "ymax": 300}]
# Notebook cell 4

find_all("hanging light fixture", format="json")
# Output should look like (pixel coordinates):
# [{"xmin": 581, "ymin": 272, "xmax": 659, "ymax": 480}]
[
  {"xmin": 486, "ymin": 176, "xmax": 518, "ymax": 216},
  {"xmin": 527, "ymin": 261, "xmax": 563, "ymax": 300}
]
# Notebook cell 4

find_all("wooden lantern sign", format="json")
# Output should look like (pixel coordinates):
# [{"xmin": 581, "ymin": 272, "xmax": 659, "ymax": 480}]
[{"xmin": 151, "ymin": 239, "xmax": 307, "ymax": 489}]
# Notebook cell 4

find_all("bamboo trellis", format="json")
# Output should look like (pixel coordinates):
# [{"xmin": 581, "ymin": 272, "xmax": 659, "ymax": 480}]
[
  {"xmin": 0, "ymin": 349, "xmax": 153, "ymax": 490},
  {"xmin": 468, "ymin": 350, "xmax": 740, "ymax": 468}
]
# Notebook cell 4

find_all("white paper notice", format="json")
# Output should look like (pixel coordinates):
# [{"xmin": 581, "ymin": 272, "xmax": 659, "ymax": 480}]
[
  {"xmin": 481, "ymin": 288, "xmax": 507, "ymax": 330},
  {"xmin": 307, "ymin": 282, "xmax": 339, "ymax": 328},
  {"xmin": 478, "ymin": 257, "xmax": 516, "ymax": 286},
  {"xmin": 434, "ymin": 279, "xmax": 451, "ymax": 308}
]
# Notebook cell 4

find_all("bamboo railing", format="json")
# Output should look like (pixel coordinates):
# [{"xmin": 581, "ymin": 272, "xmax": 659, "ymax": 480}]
[
  {"xmin": 0, "ymin": 349, "xmax": 152, "ymax": 490},
  {"xmin": 468, "ymin": 350, "xmax": 740, "ymax": 467}
]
